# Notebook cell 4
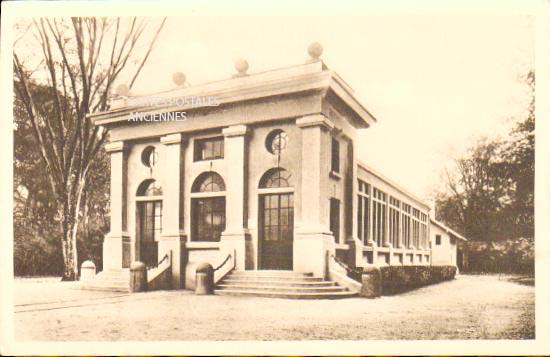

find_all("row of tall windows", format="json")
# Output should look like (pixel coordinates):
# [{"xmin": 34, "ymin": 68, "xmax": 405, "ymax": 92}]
[{"xmin": 356, "ymin": 179, "xmax": 428, "ymax": 249}]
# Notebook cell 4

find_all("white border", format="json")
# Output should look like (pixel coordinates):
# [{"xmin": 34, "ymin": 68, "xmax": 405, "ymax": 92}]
[{"xmin": 1, "ymin": 0, "xmax": 548, "ymax": 355}]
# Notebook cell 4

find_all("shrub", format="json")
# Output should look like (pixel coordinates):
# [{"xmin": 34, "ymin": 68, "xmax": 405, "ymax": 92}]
[
  {"xmin": 463, "ymin": 238, "xmax": 534, "ymax": 275},
  {"xmin": 378, "ymin": 265, "xmax": 457, "ymax": 295}
]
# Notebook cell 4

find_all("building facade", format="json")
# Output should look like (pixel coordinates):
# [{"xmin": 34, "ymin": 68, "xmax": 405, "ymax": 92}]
[{"xmin": 89, "ymin": 54, "xmax": 458, "ymax": 291}]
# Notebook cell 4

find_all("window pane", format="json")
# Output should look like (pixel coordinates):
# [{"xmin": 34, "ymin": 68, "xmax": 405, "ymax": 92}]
[
  {"xmin": 195, "ymin": 137, "xmax": 224, "ymax": 161},
  {"xmin": 192, "ymin": 197, "xmax": 225, "ymax": 242},
  {"xmin": 270, "ymin": 209, "xmax": 279, "ymax": 225},
  {"xmin": 270, "ymin": 226, "xmax": 279, "ymax": 241},
  {"xmin": 260, "ymin": 168, "xmax": 292, "ymax": 188}
]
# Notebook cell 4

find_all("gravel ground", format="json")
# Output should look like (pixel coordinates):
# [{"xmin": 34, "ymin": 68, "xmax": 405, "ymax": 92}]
[{"xmin": 14, "ymin": 274, "xmax": 534, "ymax": 341}]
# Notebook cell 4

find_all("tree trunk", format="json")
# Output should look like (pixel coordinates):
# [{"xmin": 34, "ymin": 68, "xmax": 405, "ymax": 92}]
[
  {"xmin": 61, "ymin": 219, "xmax": 78, "ymax": 281},
  {"xmin": 60, "ymin": 181, "xmax": 85, "ymax": 281}
]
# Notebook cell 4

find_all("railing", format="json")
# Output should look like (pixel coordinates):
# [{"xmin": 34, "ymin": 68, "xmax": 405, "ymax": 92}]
[
  {"xmin": 213, "ymin": 251, "xmax": 235, "ymax": 285},
  {"xmin": 330, "ymin": 254, "xmax": 363, "ymax": 280},
  {"xmin": 157, "ymin": 253, "xmax": 170, "ymax": 267},
  {"xmin": 147, "ymin": 252, "xmax": 172, "ymax": 290},
  {"xmin": 148, "ymin": 253, "xmax": 170, "ymax": 270},
  {"xmin": 328, "ymin": 253, "xmax": 362, "ymax": 293},
  {"xmin": 213, "ymin": 253, "xmax": 232, "ymax": 272}
]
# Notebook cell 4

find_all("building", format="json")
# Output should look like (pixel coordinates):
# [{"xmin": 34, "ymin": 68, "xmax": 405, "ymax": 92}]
[
  {"xmin": 85, "ymin": 45, "xmax": 461, "ymax": 296},
  {"xmin": 430, "ymin": 218, "xmax": 467, "ymax": 267}
]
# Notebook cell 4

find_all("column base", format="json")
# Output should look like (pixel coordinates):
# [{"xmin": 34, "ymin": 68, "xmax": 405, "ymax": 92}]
[
  {"xmin": 346, "ymin": 237, "xmax": 364, "ymax": 269},
  {"xmin": 103, "ymin": 231, "xmax": 130, "ymax": 270},
  {"xmin": 294, "ymin": 229, "xmax": 335, "ymax": 278},
  {"xmin": 220, "ymin": 229, "xmax": 250, "ymax": 271}
]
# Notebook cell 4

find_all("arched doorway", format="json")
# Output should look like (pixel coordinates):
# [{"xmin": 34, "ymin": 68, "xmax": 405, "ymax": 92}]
[
  {"xmin": 135, "ymin": 179, "xmax": 162, "ymax": 268},
  {"xmin": 258, "ymin": 168, "xmax": 294, "ymax": 270}
]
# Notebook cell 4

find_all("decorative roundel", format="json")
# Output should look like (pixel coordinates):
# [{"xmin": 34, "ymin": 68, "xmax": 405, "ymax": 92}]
[
  {"xmin": 141, "ymin": 146, "xmax": 158, "ymax": 168},
  {"xmin": 265, "ymin": 129, "xmax": 288, "ymax": 155}
]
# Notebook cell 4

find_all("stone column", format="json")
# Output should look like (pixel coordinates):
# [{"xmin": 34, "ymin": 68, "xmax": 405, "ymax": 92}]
[
  {"xmin": 103, "ymin": 141, "xmax": 130, "ymax": 270},
  {"xmin": 295, "ymin": 115, "xmax": 335, "ymax": 277},
  {"xmin": 220, "ymin": 125, "xmax": 250, "ymax": 271},
  {"xmin": 347, "ymin": 139, "xmax": 363, "ymax": 268},
  {"xmin": 159, "ymin": 133, "xmax": 187, "ymax": 288}
]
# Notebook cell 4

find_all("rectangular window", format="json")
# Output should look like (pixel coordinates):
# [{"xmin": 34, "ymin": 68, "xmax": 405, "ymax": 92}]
[
  {"xmin": 412, "ymin": 208, "xmax": 420, "ymax": 248},
  {"xmin": 192, "ymin": 197, "xmax": 226, "ymax": 241},
  {"xmin": 389, "ymin": 197, "xmax": 400, "ymax": 247},
  {"xmin": 419, "ymin": 212, "xmax": 428, "ymax": 249},
  {"xmin": 330, "ymin": 198, "xmax": 341, "ymax": 243},
  {"xmin": 372, "ymin": 188, "xmax": 387, "ymax": 247},
  {"xmin": 402, "ymin": 203, "xmax": 411, "ymax": 248},
  {"xmin": 331, "ymin": 137, "xmax": 340, "ymax": 173},
  {"xmin": 194, "ymin": 136, "xmax": 224, "ymax": 161},
  {"xmin": 357, "ymin": 180, "xmax": 370, "ymax": 244},
  {"xmin": 436, "ymin": 235, "xmax": 442, "ymax": 245}
]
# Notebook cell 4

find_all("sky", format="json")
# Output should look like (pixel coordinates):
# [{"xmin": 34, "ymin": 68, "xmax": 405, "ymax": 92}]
[{"xmin": 18, "ymin": 14, "xmax": 534, "ymax": 204}]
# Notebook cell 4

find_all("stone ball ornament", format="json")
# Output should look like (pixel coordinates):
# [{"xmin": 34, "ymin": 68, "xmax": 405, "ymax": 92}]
[
  {"xmin": 172, "ymin": 72, "xmax": 186, "ymax": 86},
  {"xmin": 308, "ymin": 42, "xmax": 323, "ymax": 60},
  {"xmin": 234, "ymin": 58, "xmax": 249, "ymax": 75},
  {"xmin": 115, "ymin": 83, "xmax": 130, "ymax": 97}
]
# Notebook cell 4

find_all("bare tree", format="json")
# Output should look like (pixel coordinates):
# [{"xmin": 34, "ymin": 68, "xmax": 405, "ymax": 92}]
[{"xmin": 13, "ymin": 17, "xmax": 166, "ymax": 280}]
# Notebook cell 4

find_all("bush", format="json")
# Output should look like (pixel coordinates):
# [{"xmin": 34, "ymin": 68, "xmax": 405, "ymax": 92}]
[
  {"xmin": 14, "ymin": 224, "xmax": 64, "ymax": 276},
  {"xmin": 463, "ymin": 238, "xmax": 534, "ymax": 275},
  {"xmin": 378, "ymin": 265, "xmax": 457, "ymax": 295}
]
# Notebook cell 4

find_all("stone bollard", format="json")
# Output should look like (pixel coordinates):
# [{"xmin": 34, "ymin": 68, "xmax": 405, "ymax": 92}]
[
  {"xmin": 195, "ymin": 263, "xmax": 214, "ymax": 295},
  {"xmin": 360, "ymin": 266, "xmax": 382, "ymax": 298},
  {"xmin": 80, "ymin": 260, "xmax": 96, "ymax": 281},
  {"xmin": 130, "ymin": 261, "xmax": 148, "ymax": 293}
]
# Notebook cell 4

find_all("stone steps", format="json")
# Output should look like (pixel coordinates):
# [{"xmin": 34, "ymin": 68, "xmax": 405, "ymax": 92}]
[
  {"xmin": 215, "ymin": 270, "xmax": 357, "ymax": 299},
  {"xmin": 220, "ymin": 279, "xmax": 337, "ymax": 287},
  {"xmin": 230, "ymin": 270, "xmax": 314, "ymax": 277},
  {"xmin": 217, "ymin": 284, "xmax": 344, "ymax": 293},
  {"xmin": 80, "ymin": 269, "xmax": 130, "ymax": 293},
  {"xmin": 223, "ymin": 276, "xmax": 326, "ymax": 283},
  {"xmin": 216, "ymin": 289, "xmax": 357, "ymax": 299}
]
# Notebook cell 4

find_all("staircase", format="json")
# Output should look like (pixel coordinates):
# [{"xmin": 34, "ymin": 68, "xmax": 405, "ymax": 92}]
[
  {"xmin": 215, "ymin": 270, "xmax": 357, "ymax": 299},
  {"xmin": 80, "ymin": 269, "xmax": 130, "ymax": 293}
]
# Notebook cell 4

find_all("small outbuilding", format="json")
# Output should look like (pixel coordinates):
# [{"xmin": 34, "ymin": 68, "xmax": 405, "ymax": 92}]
[{"xmin": 430, "ymin": 219, "xmax": 467, "ymax": 267}]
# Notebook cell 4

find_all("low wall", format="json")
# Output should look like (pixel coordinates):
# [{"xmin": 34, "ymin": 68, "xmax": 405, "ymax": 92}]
[{"xmin": 379, "ymin": 265, "xmax": 457, "ymax": 295}]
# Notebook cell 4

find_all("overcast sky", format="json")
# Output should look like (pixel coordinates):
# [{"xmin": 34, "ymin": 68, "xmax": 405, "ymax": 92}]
[{"xmin": 107, "ymin": 15, "xmax": 534, "ymax": 203}]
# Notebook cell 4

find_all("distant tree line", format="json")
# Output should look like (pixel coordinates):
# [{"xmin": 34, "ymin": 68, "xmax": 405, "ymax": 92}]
[{"xmin": 435, "ymin": 71, "xmax": 534, "ymax": 274}]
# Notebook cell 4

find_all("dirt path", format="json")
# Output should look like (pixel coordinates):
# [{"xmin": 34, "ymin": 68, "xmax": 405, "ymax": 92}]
[{"xmin": 14, "ymin": 274, "xmax": 534, "ymax": 341}]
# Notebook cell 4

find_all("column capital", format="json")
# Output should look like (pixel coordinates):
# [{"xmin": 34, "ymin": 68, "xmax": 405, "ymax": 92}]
[
  {"xmin": 161, "ymin": 133, "xmax": 186, "ymax": 145},
  {"xmin": 296, "ymin": 114, "xmax": 334, "ymax": 131},
  {"xmin": 105, "ymin": 141, "xmax": 128, "ymax": 153},
  {"xmin": 222, "ymin": 124, "xmax": 249, "ymax": 138}
]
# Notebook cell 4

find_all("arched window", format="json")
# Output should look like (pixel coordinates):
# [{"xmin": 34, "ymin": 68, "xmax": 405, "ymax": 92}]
[
  {"xmin": 191, "ymin": 172, "xmax": 226, "ymax": 242},
  {"xmin": 259, "ymin": 168, "xmax": 292, "ymax": 188},
  {"xmin": 136, "ymin": 179, "xmax": 162, "ymax": 196},
  {"xmin": 192, "ymin": 172, "xmax": 226, "ymax": 192}
]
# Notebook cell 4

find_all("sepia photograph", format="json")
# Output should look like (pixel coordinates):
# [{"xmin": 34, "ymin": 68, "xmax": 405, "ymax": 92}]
[{"xmin": 1, "ymin": 1, "xmax": 548, "ymax": 355}]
